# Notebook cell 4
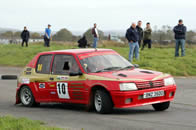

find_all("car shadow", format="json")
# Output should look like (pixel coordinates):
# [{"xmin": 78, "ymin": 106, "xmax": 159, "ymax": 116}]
[{"xmin": 15, "ymin": 103, "xmax": 158, "ymax": 115}]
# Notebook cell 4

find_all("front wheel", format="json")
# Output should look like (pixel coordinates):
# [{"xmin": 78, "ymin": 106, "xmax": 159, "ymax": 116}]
[
  {"xmin": 94, "ymin": 90, "xmax": 113, "ymax": 114},
  {"xmin": 20, "ymin": 86, "xmax": 37, "ymax": 107},
  {"xmin": 152, "ymin": 101, "xmax": 170, "ymax": 111}
]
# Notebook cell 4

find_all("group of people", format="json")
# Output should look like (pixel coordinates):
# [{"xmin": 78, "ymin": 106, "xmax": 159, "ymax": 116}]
[
  {"xmin": 20, "ymin": 24, "xmax": 52, "ymax": 47},
  {"xmin": 125, "ymin": 19, "xmax": 187, "ymax": 62},
  {"xmin": 125, "ymin": 21, "xmax": 153, "ymax": 62},
  {"xmin": 20, "ymin": 20, "xmax": 187, "ymax": 63}
]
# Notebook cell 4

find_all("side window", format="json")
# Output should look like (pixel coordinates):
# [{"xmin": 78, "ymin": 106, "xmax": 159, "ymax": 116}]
[
  {"xmin": 52, "ymin": 55, "xmax": 80, "ymax": 75},
  {"xmin": 36, "ymin": 55, "xmax": 53, "ymax": 74}
]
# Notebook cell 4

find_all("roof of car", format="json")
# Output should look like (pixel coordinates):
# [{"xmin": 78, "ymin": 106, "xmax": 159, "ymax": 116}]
[{"xmin": 41, "ymin": 48, "xmax": 114, "ymax": 55}]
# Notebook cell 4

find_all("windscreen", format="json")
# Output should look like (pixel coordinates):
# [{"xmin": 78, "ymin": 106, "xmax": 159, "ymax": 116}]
[{"xmin": 80, "ymin": 54, "xmax": 133, "ymax": 73}]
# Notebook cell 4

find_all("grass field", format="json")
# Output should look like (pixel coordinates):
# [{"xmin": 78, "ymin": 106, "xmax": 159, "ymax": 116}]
[
  {"xmin": 0, "ymin": 42, "xmax": 196, "ymax": 76},
  {"xmin": 0, "ymin": 115, "xmax": 61, "ymax": 130}
]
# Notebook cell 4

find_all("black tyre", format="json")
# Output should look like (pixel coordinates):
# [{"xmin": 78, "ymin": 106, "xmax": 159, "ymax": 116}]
[
  {"xmin": 1, "ymin": 75, "xmax": 17, "ymax": 80},
  {"xmin": 152, "ymin": 101, "xmax": 170, "ymax": 111},
  {"xmin": 19, "ymin": 86, "xmax": 37, "ymax": 107},
  {"xmin": 94, "ymin": 90, "xmax": 113, "ymax": 114}
]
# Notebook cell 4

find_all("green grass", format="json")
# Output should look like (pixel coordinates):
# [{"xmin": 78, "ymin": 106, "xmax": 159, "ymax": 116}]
[
  {"xmin": 0, "ymin": 115, "xmax": 61, "ymax": 130},
  {"xmin": 0, "ymin": 42, "xmax": 196, "ymax": 76}
]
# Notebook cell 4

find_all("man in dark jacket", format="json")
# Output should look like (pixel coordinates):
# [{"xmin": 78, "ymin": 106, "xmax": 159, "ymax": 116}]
[
  {"xmin": 136, "ymin": 21, "xmax": 143, "ymax": 47},
  {"xmin": 173, "ymin": 19, "xmax": 187, "ymax": 57},
  {"xmin": 125, "ymin": 22, "xmax": 139, "ymax": 62},
  {"xmin": 21, "ymin": 26, "xmax": 30, "ymax": 47},
  {"xmin": 78, "ymin": 35, "xmax": 88, "ymax": 48}
]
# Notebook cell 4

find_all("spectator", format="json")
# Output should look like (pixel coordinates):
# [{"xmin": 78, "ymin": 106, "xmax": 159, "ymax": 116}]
[
  {"xmin": 136, "ymin": 21, "xmax": 143, "ymax": 47},
  {"xmin": 125, "ymin": 22, "xmax": 139, "ymax": 63},
  {"xmin": 78, "ymin": 35, "xmax": 88, "ymax": 48},
  {"xmin": 92, "ymin": 23, "xmax": 99, "ymax": 48},
  {"xmin": 21, "ymin": 26, "xmax": 30, "ymax": 47},
  {"xmin": 173, "ymin": 19, "xmax": 187, "ymax": 57},
  {"xmin": 44, "ymin": 24, "xmax": 52, "ymax": 47},
  {"xmin": 142, "ymin": 22, "xmax": 152, "ymax": 50}
]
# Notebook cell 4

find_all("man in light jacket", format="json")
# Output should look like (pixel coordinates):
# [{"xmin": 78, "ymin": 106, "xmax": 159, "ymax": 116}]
[{"xmin": 92, "ymin": 23, "xmax": 99, "ymax": 48}]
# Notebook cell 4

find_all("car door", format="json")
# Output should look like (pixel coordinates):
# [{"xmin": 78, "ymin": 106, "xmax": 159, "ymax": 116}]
[
  {"xmin": 48, "ymin": 54, "xmax": 88, "ymax": 104},
  {"xmin": 34, "ymin": 54, "xmax": 53, "ymax": 101}
]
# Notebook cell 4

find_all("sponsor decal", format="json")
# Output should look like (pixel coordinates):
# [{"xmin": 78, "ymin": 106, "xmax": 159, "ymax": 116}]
[
  {"xmin": 49, "ymin": 84, "xmax": 55, "ymax": 87},
  {"xmin": 57, "ymin": 76, "xmax": 69, "ymax": 80},
  {"xmin": 50, "ymin": 92, "xmax": 56, "ymax": 95},
  {"xmin": 37, "ymin": 64, "xmax": 43, "ymax": 72},
  {"xmin": 21, "ymin": 78, "xmax": 30, "ymax": 84},
  {"xmin": 39, "ymin": 83, "xmax": 45, "ymax": 88}
]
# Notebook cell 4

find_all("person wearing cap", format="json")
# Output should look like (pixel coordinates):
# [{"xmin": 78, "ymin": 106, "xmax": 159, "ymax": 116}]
[
  {"xmin": 92, "ymin": 23, "xmax": 99, "ymax": 48},
  {"xmin": 142, "ymin": 22, "xmax": 152, "ymax": 50},
  {"xmin": 44, "ymin": 24, "xmax": 52, "ymax": 47},
  {"xmin": 173, "ymin": 19, "xmax": 187, "ymax": 57},
  {"xmin": 21, "ymin": 26, "xmax": 30, "ymax": 47},
  {"xmin": 125, "ymin": 22, "xmax": 140, "ymax": 63}
]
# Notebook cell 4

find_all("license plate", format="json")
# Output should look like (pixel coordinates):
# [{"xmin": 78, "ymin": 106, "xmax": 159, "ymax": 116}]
[{"xmin": 143, "ymin": 90, "xmax": 164, "ymax": 99}]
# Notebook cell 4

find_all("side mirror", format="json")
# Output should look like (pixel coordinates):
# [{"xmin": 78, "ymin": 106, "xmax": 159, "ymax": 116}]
[
  {"xmin": 69, "ymin": 71, "xmax": 83, "ymax": 76},
  {"xmin": 134, "ymin": 64, "xmax": 139, "ymax": 68}
]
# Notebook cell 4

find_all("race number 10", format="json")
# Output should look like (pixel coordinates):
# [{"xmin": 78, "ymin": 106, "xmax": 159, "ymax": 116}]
[{"xmin": 57, "ymin": 82, "xmax": 70, "ymax": 99}]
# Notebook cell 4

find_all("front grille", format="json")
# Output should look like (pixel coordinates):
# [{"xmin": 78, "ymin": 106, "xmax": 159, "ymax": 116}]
[{"xmin": 136, "ymin": 80, "xmax": 164, "ymax": 90}]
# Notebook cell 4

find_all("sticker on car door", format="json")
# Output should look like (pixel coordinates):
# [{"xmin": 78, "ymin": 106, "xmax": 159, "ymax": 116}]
[{"xmin": 57, "ymin": 82, "xmax": 70, "ymax": 99}]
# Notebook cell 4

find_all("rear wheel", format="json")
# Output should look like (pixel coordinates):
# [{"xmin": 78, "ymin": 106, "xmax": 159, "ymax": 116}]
[
  {"xmin": 152, "ymin": 101, "xmax": 170, "ymax": 111},
  {"xmin": 94, "ymin": 90, "xmax": 113, "ymax": 114},
  {"xmin": 20, "ymin": 86, "xmax": 38, "ymax": 107}
]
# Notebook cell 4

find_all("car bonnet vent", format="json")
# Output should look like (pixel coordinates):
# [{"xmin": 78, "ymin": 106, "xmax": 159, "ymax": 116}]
[
  {"xmin": 140, "ymin": 71, "xmax": 154, "ymax": 74},
  {"xmin": 118, "ymin": 73, "xmax": 127, "ymax": 77}
]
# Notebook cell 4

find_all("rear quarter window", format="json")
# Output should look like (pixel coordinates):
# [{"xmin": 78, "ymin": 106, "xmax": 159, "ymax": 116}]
[{"xmin": 36, "ymin": 55, "xmax": 53, "ymax": 74}]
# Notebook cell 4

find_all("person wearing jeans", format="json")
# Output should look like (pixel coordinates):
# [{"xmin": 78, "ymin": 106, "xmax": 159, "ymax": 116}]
[
  {"xmin": 126, "ymin": 22, "xmax": 139, "ymax": 62},
  {"xmin": 92, "ymin": 23, "xmax": 99, "ymax": 48},
  {"xmin": 129, "ymin": 42, "xmax": 139, "ymax": 62},
  {"xmin": 173, "ymin": 19, "xmax": 187, "ymax": 57},
  {"xmin": 175, "ymin": 39, "xmax": 185, "ymax": 57},
  {"xmin": 44, "ymin": 24, "xmax": 52, "ymax": 47}
]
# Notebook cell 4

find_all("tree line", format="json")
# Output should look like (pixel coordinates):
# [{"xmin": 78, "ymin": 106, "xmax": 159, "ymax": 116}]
[{"xmin": 0, "ymin": 25, "xmax": 195, "ymax": 44}]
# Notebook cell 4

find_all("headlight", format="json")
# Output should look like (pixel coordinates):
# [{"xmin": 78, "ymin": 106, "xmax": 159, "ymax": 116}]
[
  {"xmin": 119, "ymin": 83, "xmax": 137, "ymax": 91},
  {"xmin": 164, "ymin": 77, "xmax": 175, "ymax": 86}
]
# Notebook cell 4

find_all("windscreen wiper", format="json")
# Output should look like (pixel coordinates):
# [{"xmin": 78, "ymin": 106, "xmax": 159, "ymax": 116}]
[
  {"xmin": 119, "ymin": 65, "xmax": 133, "ymax": 70},
  {"xmin": 95, "ymin": 67, "xmax": 122, "ymax": 73}
]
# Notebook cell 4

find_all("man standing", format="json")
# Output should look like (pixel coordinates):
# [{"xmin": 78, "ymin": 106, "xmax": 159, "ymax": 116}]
[
  {"xmin": 142, "ymin": 22, "xmax": 152, "ymax": 50},
  {"xmin": 136, "ymin": 21, "xmax": 143, "ymax": 47},
  {"xmin": 125, "ymin": 22, "xmax": 139, "ymax": 63},
  {"xmin": 44, "ymin": 24, "xmax": 52, "ymax": 47},
  {"xmin": 92, "ymin": 23, "xmax": 99, "ymax": 48},
  {"xmin": 173, "ymin": 19, "xmax": 187, "ymax": 57},
  {"xmin": 21, "ymin": 26, "xmax": 30, "ymax": 47}
]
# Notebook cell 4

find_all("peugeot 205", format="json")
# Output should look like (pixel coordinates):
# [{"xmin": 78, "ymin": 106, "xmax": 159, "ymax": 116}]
[{"xmin": 16, "ymin": 49, "xmax": 176, "ymax": 114}]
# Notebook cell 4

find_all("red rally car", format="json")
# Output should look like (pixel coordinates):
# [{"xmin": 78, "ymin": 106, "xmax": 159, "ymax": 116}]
[{"xmin": 16, "ymin": 49, "xmax": 176, "ymax": 114}]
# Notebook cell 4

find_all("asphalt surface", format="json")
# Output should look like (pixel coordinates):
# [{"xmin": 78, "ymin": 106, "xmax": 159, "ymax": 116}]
[{"xmin": 0, "ymin": 66, "xmax": 196, "ymax": 130}]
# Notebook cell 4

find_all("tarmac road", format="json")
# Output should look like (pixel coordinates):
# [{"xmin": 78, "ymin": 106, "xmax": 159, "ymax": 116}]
[{"xmin": 0, "ymin": 67, "xmax": 196, "ymax": 130}]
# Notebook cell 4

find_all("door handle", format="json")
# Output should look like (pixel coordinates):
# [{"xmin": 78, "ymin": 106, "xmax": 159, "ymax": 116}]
[{"xmin": 49, "ymin": 77, "xmax": 54, "ymax": 81}]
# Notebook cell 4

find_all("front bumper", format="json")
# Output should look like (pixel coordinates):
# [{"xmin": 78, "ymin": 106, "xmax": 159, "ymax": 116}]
[{"xmin": 110, "ymin": 85, "xmax": 176, "ymax": 108}]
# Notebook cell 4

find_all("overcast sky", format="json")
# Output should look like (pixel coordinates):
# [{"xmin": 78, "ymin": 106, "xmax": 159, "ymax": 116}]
[{"xmin": 0, "ymin": 0, "xmax": 195, "ymax": 33}]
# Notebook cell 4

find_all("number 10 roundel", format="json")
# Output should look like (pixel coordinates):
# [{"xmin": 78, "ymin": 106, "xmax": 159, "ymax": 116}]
[{"xmin": 57, "ymin": 82, "xmax": 70, "ymax": 99}]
